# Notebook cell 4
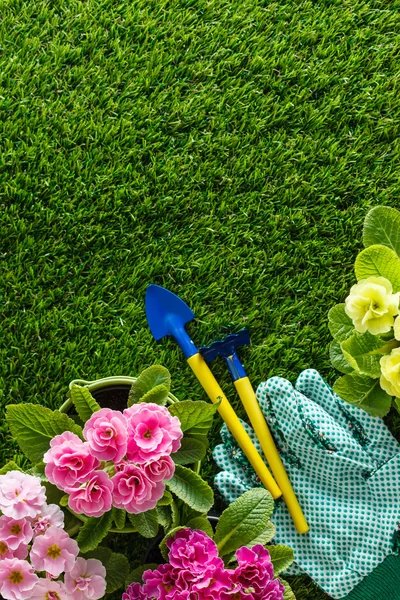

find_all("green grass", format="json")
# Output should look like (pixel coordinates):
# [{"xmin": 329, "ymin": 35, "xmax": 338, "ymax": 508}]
[{"xmin": 1, "ymin": 0, "xmax": 400, "ymax": 597}]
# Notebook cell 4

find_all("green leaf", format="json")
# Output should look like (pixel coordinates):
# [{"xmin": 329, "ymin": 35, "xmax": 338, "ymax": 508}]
[
  {"xmin": 112, "ymin": 507, "xmax": 126, "ymax": 530},
  {"xmin": 128, "ymin": 366, "xmax": 171, "ymax": 406},
  {"xmin": 0, "ymin": 461, "xmax": 23, "ymax": 474},
  {"xmin": 128, "ymin": 509, "xmax": 159, "ymax": 538},
  {"xmin": 70, "ymin": 384, "xmax": 101, "ymax": 423},
  {"xmin": 247, "ymin": 521, "xmax": 276, "ymax": 546},
  {"xmin": 27, "ymin": 462, "xmax": 47, "ymax": 480},
  {"xmin": 6, "ymin": 403, "xmax": 84, "ymax": 464},
  {"xmin": 76, "ymin": 511, "xmax": 113, "ymax": 552},
  {"xmin": 43, "ymin": 481, "xmax": 65, "ymax": 505},
  {"xmin": 214, "ymin": 488, "xmax": 275, "ymax": 557},
  {"xmin": 268, "ymin": 545, "xmax": 295, "ymax": 574},
  {"xmin": 185, "ymin": 516, "xmax": 214, "ymax": 537},
  {"xmin": 281, "ymin": 579, "xmax": 296, "ymax": 600},
  {"xmin": 159, "ymin": 527, "xmax": 187, "ymax": 561},
  {"xmin": 341, "ymin": 332, "xmax": 397, "ymax": 378},
  {"xmin": 60, "ymin": 495, "xmax": 69, "ymax": 507},
  {"xmin": 330, "ymin": 341, "xmax": 354, "ymax": 374},
  {"xmin": 157, "ymin": 505, "xmax": 172, "ymax": 530},
  {"xmin": 333, "ymin": 373, "xmax": 393, "ymax": 417},
  {"xmin": 171, "ymin": 437, "xmax": 207, "ymax": 465},
  {"xmin": 157, "ymin": 490, "xmax": 173, "ymax": 506},
  {"xmin": 363, "ymin": 206, "xmax": 400, "ymax": 256},
  {"xmin": 328, "ymin": 304, "xmax": 354, "ymax": 342},
  {"xmin": 170, "ymin": 498, "xmax": 180, "ymax": 528},
  {"xmin": 168, "ymin": 401, "xmax": 218, "ymax": 439},
  {"xmin": 126, "ymin": 564, "xmax": 158, "ymax": 585},
  {"xmin": 83, "ymin": 546, "xmax": 129, "ymax": 594},
  {"xmin": 394, "ymin": 397, "xmax": 400, "ymax": 414},
  {"xmin": 139, "ymin": 384, "xmax": 169, "ymax": 406},
  {"xmin": 355, "ymin": 245, "xmax": 400, "ymax": 291},
  {"xmin": 166, "ymin": 465, "xmax": 214, "ymax": 513}
]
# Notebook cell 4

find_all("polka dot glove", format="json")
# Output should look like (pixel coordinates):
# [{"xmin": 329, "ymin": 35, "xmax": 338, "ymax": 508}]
[{"xmin": 213, "ymin": 369, "xmax": 400, "ymax": 600}]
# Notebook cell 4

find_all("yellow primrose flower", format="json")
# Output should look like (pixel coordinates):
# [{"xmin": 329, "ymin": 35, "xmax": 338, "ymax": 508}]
[
  {"xmin": 345, "ymin": 276, "xmax": 400, "ymax": 335},
  {"xmin": 394, "ymin": 317, "xmax": 400, "ymax": 341},
  {"xmin": 380, "ymin": 348, "xmax": 400, "ymax": 398}
]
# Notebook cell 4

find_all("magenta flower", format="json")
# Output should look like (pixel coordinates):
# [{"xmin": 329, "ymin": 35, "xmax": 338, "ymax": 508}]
[
  {"xmin": 112, "ymin": 463, "xmax": 165, "ymax": 513},
  {"xmin": 44, "ymin": 431, "xmax": 99, "ymax": 492},
  {"xmin": 123, "ymin": 582, "xmax": 147, "ymax": 600},
  {"xmin": 30, "ymin": 504, "xmax": 65, "ymax": 536},
  {"xmin": 64, "ymin": 557, "xmax": 106, "ymax": 600},
  {"xmin": 83, "ymin": 407, "xmax": 128, "ymax": 463},
  {"xmin": 68, "ymin": 470, "xmax": 113, "ymax": 518},
  {"xmin": 31, "ymin": 579, "xmax": 67, "ymax": 600},
  {"xmin": 124, "ymin": 403, "xmax": 182, "ymax": 463},
  {"xmin": 166, "ymin": 529, "xmax": 223, "ymax": 573},
  {"xmin": 0, "ymin": 517, "xmax": 33, "ymax": 550},
  {"xmin": 233, "ymin": 545, "xmax": 284, "ymax": 600},
  {"xmin": 143, "ymin": 564, "xmax": 181, "ymax": 600},
  {"xmin": 144, "ymin": 455, "xmax": 175, "ymax": 482},
  {"xmin": 0, "ymin": 558, "xmax": 39, "ymax": 600},
  {"xmin": 30, "ymin": 526, "xmax": 79, "ymax": 577},
  {"xmin": 0, "ymin": 471, "xmax": 46, "ymax": 519}
]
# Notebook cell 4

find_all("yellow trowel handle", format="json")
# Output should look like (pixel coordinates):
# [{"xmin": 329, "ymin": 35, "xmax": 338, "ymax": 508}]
[
  {"xmin": 234, "ymin": 376, "xmax": 309, "ymax": 534},
  {"xmin": 187, "ymin": 353, "xmax": 281, "ymax": 500}
]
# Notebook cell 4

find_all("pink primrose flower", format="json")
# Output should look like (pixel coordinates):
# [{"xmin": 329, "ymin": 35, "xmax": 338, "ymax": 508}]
[
  {"xmin": 144, "ymin": 455, "xmax": 175, "ymax": 482},
  {"xmin": 30, "ymin": 526, "xmax": 79, "ymax": 577},
  {"xmin": 0, "ymin": 516, "xmax": 33, "ymax": 550},
  {"xmin": 0, "ymin": 558, "xmax": 39, "ymax": 600},
  {"xmin": 44, "ymin": 431, "xmax": 99, "ymax": 492},
  {"xmin": 64, "ymin": 557, "xmax": 106, "ymax": 600},
  {"xmin": 112, "ymin": 463, "xmax": 165, "ymax": 513},
  {"xmin": 83, "ymin": 407, "xmax": 128, "ymax": 463},
  {"xmin": 0, "ymin": 540, "xmax": 14, "ymax": 560},
  {"xmin": 30, "ymin": 504, "xmax": 65, "ymax": 536},
  {"xmin": 31, "ymin": 578, "xmax": 67, "ymax": 600},
  {"xmin": 123, "ymin": 582, "xmax": 147, "ymax": 600},
  {"xmin": 0, "ymin": 471, "xmax": 46, "ymax": 519},
  {"xmin": 143, "ymin": 564, "xmax": 181, "ymax": 600},
  {"xmin": 233, "ymin": 545, "xmax": 284, "ymax": 600},
  {"xmin": 124, "ymin": 403, "xmax": 182, "ymax": 464},
  {"xmin": 68, "ymin": 470, "xmax": 113, "ymax": 518},
  {"xmin": 166, "ymin": 529, "xmax": 223, "ymax": 573}
]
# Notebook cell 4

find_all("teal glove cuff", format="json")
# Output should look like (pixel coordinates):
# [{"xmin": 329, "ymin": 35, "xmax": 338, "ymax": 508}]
[{"xmin": 343, "ymin": 554, "xmax": 400, "ymax": 600}]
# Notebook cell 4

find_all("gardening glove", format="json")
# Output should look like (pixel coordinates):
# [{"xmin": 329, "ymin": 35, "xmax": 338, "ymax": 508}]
[{"xmin": 213, "ymin": 369, "xmax": 400, "ymax": 600}]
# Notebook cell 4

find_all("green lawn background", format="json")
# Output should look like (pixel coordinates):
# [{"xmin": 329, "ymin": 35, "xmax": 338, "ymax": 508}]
[{"xmin": 1, "ymin": 0, "xmax": 400, "ymax": 597}]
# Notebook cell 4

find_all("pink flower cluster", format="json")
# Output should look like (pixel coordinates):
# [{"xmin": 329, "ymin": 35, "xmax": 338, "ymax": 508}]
[
  {"xmin": 0, "ymin": 471, "xmax": 106, "ymax": 600},
  {"xmin": 44, "ymin": 404, "xmax": 183, "ymax": 517},
  {"xmin": 123, "ymin": 529, "xmax": 285, "ymax": 600}
]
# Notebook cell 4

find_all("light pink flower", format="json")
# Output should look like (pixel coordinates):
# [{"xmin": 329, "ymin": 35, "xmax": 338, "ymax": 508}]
[
  {"xmin": 83, "ymin": 407, "xmax": 128, "ymax": 462},
  {"xmin": 0, "ymin": 517, "xmax": 33, "ymax": 550},
  {"xmin": 144, "ymin": 456, "xmax": 175, "ymax": 482},
  {"xmin": 0, "ymin": 540, "xmax": 14, "ymax": 560},
  {"xmin": 31, "ymin": 504, "xmax": 64, "ymax": 536},
  {"xmin": 0, "ymin": 539, "xmax": 28, "ymax": 561},
  {"xmin": 64, "ymin": 557, "xmax": 106, "ymax": 600},
  {"xmin": 124, "ymin": 403, "xmax": 182, "ymax": 464},
  {"xmin": 112, "ymin": 463, "xmax": 165, "ymax": 513},
  {"xmin": 44, "ymin": 432, "xmax": 99, "ymax": 492},
  {"xmin": 30, "ymin": 526, "xmax": 79, "ymax": 577},
  {"xmin": 31, "ymin": 579, "xmax": 67, "ymax": 600},
  {"xmin": 68, "ymin": 470, "xmax": 113, "ymax": 518},
  {"xmin": 0, "ymin": 471, "xmax": 46, "ymax": 519},
  {"xmin": 0, "ymin": 558, "xmax": 39, "ymax": 600}
]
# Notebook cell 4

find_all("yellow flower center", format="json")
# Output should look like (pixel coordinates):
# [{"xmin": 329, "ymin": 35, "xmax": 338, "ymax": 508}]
[
  {"xmin": 143, "ymin": 429, "xmax": 152, "ymax": 439},
  {"xmin": 10, "ymin": 524, "xmax": 22, "ymax": 535},
  {"xmin": 0, "ymin": 541, "xmax": 8, "ymax": 555},
  {"xmin": 8, "ymin": 570, "xmax": 24, "ymax": 584},
  {"xmin": 46, "ymin": 544, "xmax": 62, "ymax": 559}
]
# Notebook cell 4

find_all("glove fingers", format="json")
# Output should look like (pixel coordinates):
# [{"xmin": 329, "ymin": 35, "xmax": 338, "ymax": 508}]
[
  {"xmin": 296, "ymin": 369, "xmax": 399, "ymax": 463},
  {"xmin": 214, "ymin": 471, "xmax": 253, "ymax": 504}
]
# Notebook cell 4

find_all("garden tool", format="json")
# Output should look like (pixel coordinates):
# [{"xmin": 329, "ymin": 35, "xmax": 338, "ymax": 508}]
[
  {"xmin": 199, "ymin": 329, "xmax": 308, "ymax": 534},
  {"xmin": 145, "ymin": 284, "xmax": 281, "ymax": 499},
  {"xmin": 213, "ymin": 369, "xmax": 400, "ymax": 600}
]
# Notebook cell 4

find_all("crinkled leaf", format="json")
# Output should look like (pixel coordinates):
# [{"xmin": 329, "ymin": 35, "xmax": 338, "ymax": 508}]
[
  {"xmin": 328, "ymin": 304, "xmax": 354, "ymax": 343},
  {"xmin": 171, "ymin": 437, "xmax": 207, "ymax": 465},
  {"xmin": 76, "ymin": 511, "xmax": 113, "ymax": 552},
  {"xmin": 168, "ymin": 401, "xmax": 218, "ymax": 439},
  {"xmin": 83, "ymin": 546, "xmax": 129, "ymax": 593},
  {"xmin": 159, "ymin": 526, "xmax": 187, "ymax": 561},
  {"xmin": 185, "ymin": 516, "xmax": 214, "ymax": 537},
  {"xmin": 394, "ymin": 397, "xmax": 400, "ymax": 414},
  {"xmin": 363, "ymin": 206, "xmax": 400, "ymax": 256},
  {"xmin": 268, "ymin": 545, "xmax": 295, "ymax": 574},
  {"xmin": 126, "ymin": 564, "xmax": 159, "ymax": 586},
  {"xmin": 139, "ymin": 384, "xmax": 169, "ymax": 406},
  {"xmin": 214, "ymin": 488, "xmax": 274, "ymax": 557},
  {"xmin": 329, "ymin": 341, "xmax": 354, "ymax": 374},
  {"xmin": 247, "ymin": 521, "xmax": 276, "ymax": 546},
  {"xmin": 0, "ymin": 461, "xmax": 23, "ymax": 475},
  {"xmin": 70, "ymin": 384, "xmax": 101, "ymax": 423},
  {"xmin": 166, "ymin": 465, "xmax": 214, "ymax": 513},
  {"xmin": 281, "ymin": 578, "xmax": 296, "ymax": 600},
  {"xmin": 341, "ymin": 332, "xmax": 397, "ymax": 378},
  {"xmin": 129, "ymin": 509, "xmax": 159, "ymax": 538},
  {"xmin": 170, "ymin": 499, "xmax": 180, "ymax": 529},
  {"xmin": 333, "ymin": 373, "xmax": 392, "ymax": 417},
  {"xmin": 6, "ymin": 403, "xmax": 83, "ymax": 464},
  {"xmin": 112, "ymin": 507, "xmax": 126, "ymax": 530},
  {"xmin": 157, "ymin": 490, "xmax": 173, "ymax": 506},
  {"xmin": 157, "ymin": 505, "xmax": 172, "ymax": 530},
  {"xmin": 43, "ymin": 481, "xmax": 65, "ymax": 505},
  {"xmin": 355, "ymin": 245, "xmax": 400, "ymax": 291},
  {"xmin": 128, "ymin": 366, "xmax": 171, "ymax": 406}
]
